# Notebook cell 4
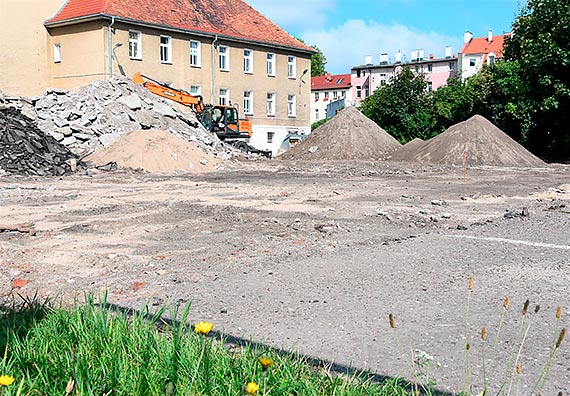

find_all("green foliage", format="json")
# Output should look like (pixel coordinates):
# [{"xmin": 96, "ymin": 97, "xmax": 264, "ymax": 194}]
[
  {"xmin": 311, "ymin": 118, "xmax": 328, "ymax": 131},
  {"xmin": 360, "ymin": 66, "xmax": 434, "ymax": 143},
  {"xmin": 310, "ymin": 45, "xmax": 328, "ymax": 77}
]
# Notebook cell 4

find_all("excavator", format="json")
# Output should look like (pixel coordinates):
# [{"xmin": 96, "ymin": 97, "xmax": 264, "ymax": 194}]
[{"xmin": 132, "ymin": 72, "xmax": 270, "ymax": 157}]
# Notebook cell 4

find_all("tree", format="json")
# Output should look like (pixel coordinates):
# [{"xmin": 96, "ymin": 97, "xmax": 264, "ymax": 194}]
[
  {"xmin": 503, "ymin": 0, "xmax": 570, "ymax": 160},
  {"xmin": 360, "ymin": 66, "xmax": 433, "ymax": 143},
  {"xmin": 310, "ymin": 45, "xmax": 327, "ymax": 77}
]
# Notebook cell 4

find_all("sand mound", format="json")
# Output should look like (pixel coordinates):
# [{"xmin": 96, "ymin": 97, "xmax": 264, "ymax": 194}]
[
  {"xmin": 84, "ymin": 129, "xmax": 220, "ymax": 173},
  {"xmin": 391, "ymin": 138, "xmax": 426, "ymax": 161},
  {"xmin": 410, "ymin": 115, "xmax": 545, "ymax": 167},
  {"xmin": 280, "ymin": 106, "xmax": 401, "ymax": 160}
]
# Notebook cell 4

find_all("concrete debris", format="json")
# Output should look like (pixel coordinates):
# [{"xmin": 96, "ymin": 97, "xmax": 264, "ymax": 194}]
[{"xmin": 504, "ymin": 207, "xmax": 530, "ymax": 219}]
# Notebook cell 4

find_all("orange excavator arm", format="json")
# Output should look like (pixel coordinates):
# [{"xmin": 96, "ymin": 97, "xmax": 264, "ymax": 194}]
[{"xmin": 132, "ymin": 72, "xmax": 204, "ymax": 114}]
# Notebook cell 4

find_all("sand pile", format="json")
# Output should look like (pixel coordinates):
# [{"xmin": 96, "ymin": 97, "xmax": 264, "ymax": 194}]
[
  {"xmin": 391, "ymin": 138, "xmax": 425, "ymax": 161},
  {"xmin": 84, "ymin": 129, "xmax": 220, "ymax": 173},
  {"xmin": 408, "ymin": 115, "xmax": 545, "ymax": 167},
  {"xmin": 280, "ymin": 106, "xmax": 401, "ymax": 160}
]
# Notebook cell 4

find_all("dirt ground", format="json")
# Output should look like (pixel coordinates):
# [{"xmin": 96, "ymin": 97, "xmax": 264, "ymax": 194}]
[{"xmin": 1, "ymin": 159, "xmax": 568, "ymax": 394}]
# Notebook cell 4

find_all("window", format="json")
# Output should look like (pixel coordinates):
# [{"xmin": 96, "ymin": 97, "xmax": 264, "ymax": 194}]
[
  {"xmin": 357, "ymin": 70, "xmax": 361, "ymax": 78},
  {"xmin": 449, "ymin": 62, "xmax": 455, "ymax": 71},
  {"xmin": 365, "ymin": 87, "xmax": 369, "ymax": 97},
  {"xmin": 287, "ymin": 55, "xmax": 296, "ymax": 78},
  {"xmin": 427, "ymin": 64, "xmax": 433, "ymax": 73},
  {"xmin": 244, "ymin": 49, "xmax": 253, "ymax": 73},
  {"xmin": 243, "ymin": 91, "xmax": 253, "ymax": 115},
  {"xmin": 267, "ymin": 131, "xmax": 275, "ymax": 144},
  {"xmin": 266, "ymin": 53, "xmax": 275, "ymax": 76},
  {"xmin": 324, "ymin": 92, "xmax": 329, "ymax": 101},
  {"xmin": 190, "ymin": 40, "xmax": 201, "ymax": 67},
  {"xmin": 190, "ymin": 85, "xmax": 201, "ymax": 96},
  {"xmin": 287, "ymin": 94, "xmax": 296, "ymax": 117},
  {"xmin": 160, "ymin": 35, "xmax": 172, "ymax": 63},
  {"xmin": 219, "ymin": 45, "xmax": 229, "ymax": 71},
  {"xmin": 314, "ymin": 92, "xmax": 319, "ymax": 101},
  {"xmin": 469, "ymin": 58, "xmax": 476, "ymax": 67},
  {"xmin": 488, "ymin": 54, "xmax": 496, "ymax": 64},
  {"xmin": 427, "ymin": 82, "xmax": 433, "ymax": 92},
  {"xmin": 219, "ymin": 88, "xmax": 229, "ymax": 105},
  {"xmin": 266, "ymin": 93, "xmax": 275, "ymax": 116},
  {"xmin": 129, "ymin": 31, "xmax": 142, "ymax": 59},
  {"xmin": 315, "ymin": 109, "xmax": 320, "ymax": 121},
  {"xmin": 333, "ymin": 91, "xmax": 338, "ymax": 100},
  {"xmin": 356, "ymin": 86, "xmax": 362, "ymax": 99},
  {"xmin": 53, "ymin": 43, "xmax": 62, "ymax": 63}
]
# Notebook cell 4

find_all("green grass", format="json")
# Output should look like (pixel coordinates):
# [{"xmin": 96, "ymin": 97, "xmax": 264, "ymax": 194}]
[{"xmin": 0, "ymin": 295, "xmax": 417, "ymax": 396}]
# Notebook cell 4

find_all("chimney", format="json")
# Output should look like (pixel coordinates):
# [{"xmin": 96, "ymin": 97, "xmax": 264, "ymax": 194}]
[
  {"xmin": 464, "ymin": 31, "xmax": 473, "ymax": 43},
  {"xmin": 365, "ymin": 55, "xmax": 373, "ymax": 65},
  {"xmin": 395, "ymin": 50, "xmax": 402, "ymax": 63},
  {"xmin": 418, "ymin": 49, "xmax": 425, "ymax": 60},
  {"xmin": 380, "ymin": 53, "xmax": 389, "ymax": 64},
  {"xmin": 411, "ymin": 49, "xmax": 418, "ymax": 61},
  {"xmin": 445, "ymin": 45, "xmax": 452, "ymax": 58},
  {"xmin": 429, "ymin": 53, "xmax": 434, "ymax": 60},
  {"xmin": 488, "ymin": 29, "xmax": 493, "ymax": 42}
]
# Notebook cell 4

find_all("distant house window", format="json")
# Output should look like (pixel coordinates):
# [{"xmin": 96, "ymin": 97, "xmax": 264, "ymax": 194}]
[
  {"xmin": 266, "ymin": 92, "xmax": 275, "ymax": 116},
  {"xmin": 333, "ymin": 91, "xmax": 338, "ymax": 99},
  {"xmin": 356, "ymin": 86, "xmax": 362, "ymax": 98},
  {"xmin": 219, "ymin": 88, "xmax": 229, "ymax": 105},
  {"xmin": 266, "ymin": 53, "xmax": 275, "ymax": 76},
  {"xmin": 427, "ymin": 64, "xmax": 433, "ymax": 73},
  {"xmin": 243, "ymin": 91, "xmax": 253, "ymax": 114},
  {"xmin": 190, "ymin": 85, "xmax": 201, "ymax": 96},
  {"xmin": 219, "ymin": 45, "xmax": 229, "ymax": 71},
  {"xmin": 315, "ymin": 109, "xmax": 319, "ymax": 120},
  {"xmin": 244, "ymin": 49, "xmax": 253, "ymax": 73},
  {"xmin": 53, "ymin": 43, "xmax": 62, "ymax": 63},
  {"xmin": 287, "ymin": 55, "xmax": 296, "ymax": 78},
  {"xmin": 356, "ymin": 70, "xmax": 361, "ymax": 78},
  {"xmin": 365, "ymin": 87, "xmax": 369, "ymax": 97},
  {"xmin": 469, "ymin": 58, "xmax": 476, "ymax": 67},
  {"xmin": 427, "ymin": 82, "xmax": 433, "ymax": 92},
  {"xmin": 129, "ymin": 31, "xmax": 142, "ymax": 59},
  {"xmin": 415, "ymin": 65, "xmax": 419, "ymax": 73},
  {"xmin": 190, "ymin": 40, "xmax": 201, "ymax": 67},
  {"xmin": 314, "ymin": 92, "xmax": 319, "ymax": 101},
  {"xmin": 488, "ymin": 54, "xmax": 496, "ymax": 64},
  {"xmin": 449, "ymin": 62, "xmax": 455, "ymax": 71},
  {"xmin": 160, "ymin": 36, "xmax": 172, "ymax": 64},
  {"xmin": 324, "ymin": 92, "xmax": 329, "ymax": 101},
  {"xmin": 267, "ymin": 131, "xmax": 275, "ymax": 144},
  {"xmin": 287, "ymin": 94, "xmax": 296, "ymax": 117}
]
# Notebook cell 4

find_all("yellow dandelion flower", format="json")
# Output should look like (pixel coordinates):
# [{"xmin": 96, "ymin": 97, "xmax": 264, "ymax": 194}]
[
  {"xmin": 0, "ymin": 375, "xmax": 15, "ymax": 386},
  {"xmin": 194, "ymin": 321, "xmax": 214, "ymax": 335},
  {"xmin": 246, "ymin": 381, "xmax": 259, "ymax": 394},
  {"xmin": 258, "ymin": 356, "xmax": 274, "ymax": 370}
]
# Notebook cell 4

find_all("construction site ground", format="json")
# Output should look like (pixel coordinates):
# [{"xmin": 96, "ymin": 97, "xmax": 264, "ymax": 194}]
[{"xmin": 1, "ymin": 159, "xmax": 569, "ymax": 394}]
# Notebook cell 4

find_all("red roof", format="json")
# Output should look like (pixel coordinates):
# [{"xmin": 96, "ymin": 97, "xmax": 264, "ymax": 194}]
[
  {"xmin": 45, "ymin": 0, "xmax": 312, "ymax": 52},
  {"xmin": 460, "ymin": 33, "xmax": 510, "ymax": 57},
  {"xmin": 311, "ymin": 73, "xmax": 351, "ymax": 91}
]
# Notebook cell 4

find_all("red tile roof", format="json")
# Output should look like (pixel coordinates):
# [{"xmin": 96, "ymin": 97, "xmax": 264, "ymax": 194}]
[
  {"xmin": 45, "ymin": 0, "xmax": 312, "ymax": 52},
  {"xmin": 311, "ymin": 73, "xmax": 352, "ymax": 91},
  {"xmin": 460, "ymin": 33, "xmax": 510, "ymax": 57}
]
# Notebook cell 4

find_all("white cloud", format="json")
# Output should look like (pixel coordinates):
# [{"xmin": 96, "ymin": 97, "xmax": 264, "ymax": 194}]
[
  {"xmin": 246, "ymin": 0, "xmax": 335, "ymax": 31},
  {"xmin": 301, "ymin": 19, "xmax": 463, "ymax": 74}
]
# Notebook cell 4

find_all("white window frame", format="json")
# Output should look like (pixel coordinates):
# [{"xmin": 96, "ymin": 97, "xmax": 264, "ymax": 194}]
[
  {"xmin": 244, "ymin": 49, "xmax": 253, "ymax": 74},
  {"xmin": 287, "ymin": 94, "xmax": 296, "ymax": 117},
  {"xmin": 427, "ymin": 64, "xmax": 433, "ymax": 73},
  {"xmin": 287, "ymin": 55, "xmax": 296, "ymax": 79},
  {"xmin": 190, "ymin": 85, "xmax": 201, "ymax": 96},
  {"xmin": 266, "ymin": 92, "xmax": 275, "ymax": 116},
  {"xmin": 243, "ymin": 91, "xmax": 253, "ymax": 115},
  {"xmin": 266, "ymin": 53, "xmax": 275, "ymax": 76},
  {"xmin": 129, "ymin": 30, "xmax": 142, "ymax": 60},
  {"xmin": 53, "ymin": 43, "xmax": 62, "ymax": 63},
  {"xmin": 219, "ymin": 88, "xmax": 229, "ymax": 106},
  {"xmin": 219, "ymin": 45, "xmax": 229, "ymax": 71},
  {"xmin": 315, "ymin": 108, "xmax": 319, "ymax": 121},
  {"xmin": 160, "ymin": 35, "xmax": 172, "ymax": 64},
  {"xmin": 469, "ymin": 58, "xmax": 476, "ymax": 67},
  {"xmin": 190, "ymin": 40, "xmax": 201, "ymax": 67}
]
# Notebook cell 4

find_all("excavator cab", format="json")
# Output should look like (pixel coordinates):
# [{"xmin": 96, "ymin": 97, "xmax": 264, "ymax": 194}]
[{"xmin": 200, "ymin": 105, "xmax": 251, "ymax": 140}]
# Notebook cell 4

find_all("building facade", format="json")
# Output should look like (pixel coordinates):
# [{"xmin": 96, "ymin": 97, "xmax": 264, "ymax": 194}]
[
  {"xmin": 0, "ymin": 0, "xmax": 313, "ymax": 155},
  {"xmin": 350, "ymin": 48, "xmax": 458, "ymax": 105},
  {"xmin": 310, "ymin": 73, "xmax": 351, "ymax": 124},
  {"xmin": 458, "ymin": 30, "xmax": 510, "ymax": 80}
]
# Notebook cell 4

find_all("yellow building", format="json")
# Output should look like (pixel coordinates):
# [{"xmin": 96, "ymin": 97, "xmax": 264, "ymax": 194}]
[{"xmin": 0, "ymin": 0, "xmax": 313, "ymax": 154}]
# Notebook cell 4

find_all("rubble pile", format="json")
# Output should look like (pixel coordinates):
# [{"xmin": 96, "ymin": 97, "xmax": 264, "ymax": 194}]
[
  {"xmin": 0, "ymin": 107, "xmax": 80, "ymax": 176},
  {"xmin": 280, "ymin": 106, "xmax": 401, "ymax": 161},
  {"xmin": 13, "ymin": 77, "xmax": 228, "ymax": 158}
]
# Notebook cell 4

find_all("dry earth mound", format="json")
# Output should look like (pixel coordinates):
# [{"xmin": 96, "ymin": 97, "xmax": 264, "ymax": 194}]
[
  {"xmin": 391, "ymin": 137, "xmax": 425, "ymax": 161},
  {"xmin": 411, "ymin": 115, "xmax": 545, "ymax": 167},
  {"xmin": 84, "ymin": 129, "xmax": 220, "ymax": 173},
  {"xmin": 280, "ymin": 106, "xmax": 401, "ymax": 160}
]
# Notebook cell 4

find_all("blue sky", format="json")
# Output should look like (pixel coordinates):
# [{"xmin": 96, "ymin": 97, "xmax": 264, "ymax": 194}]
[{"xmin": 247, "ymin": 0, "xmax": 522, "ymax": 74}]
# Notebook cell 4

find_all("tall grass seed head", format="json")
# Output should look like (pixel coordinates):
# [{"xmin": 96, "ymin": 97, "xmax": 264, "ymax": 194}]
[
  {"xmin": 556, "ymin": 306, "xmax": 562, "ymax": 319},
  {"xmin": 194, "ymin": 321, "xmax": 214, "ymax": 335},
  {"xmin": 481, "ymin": 327, "xmax": 487, "ymax": 341},
  {"xmin": 516, "ymin": 364, "xmax": 522, "ymax": 375},
  {"xmin": 0, "ymin": 375, "xmax": 15, "ymax": 386},
  {"xmin": 389, "ymin": 313, "xmax": 396, "ymax": 329},
  {"xmin": 503, "ymin": 296, "xmax": 510, "ymax": 309},
  {"xmin": 246, "ymin": 381, "xmax": 259, "ymax": 394},
  {"xmin": 465, "ymin": 342, "xmax": 471, "ymax": 351},
  {"xmin": 522, "ymin": 299, "xmax": 530, "ymax": 316},
  {"xmin": 534, "ymin": 304, "xmax": 540, "ymax": 313},
  {"xmin": 556, "ymin": 328, "xmax": 566, "ymax": 349},
  {"xmin": 468, "ymin": 276, "xmax": 474, "ymax": 291},
  {"xmin": 258, "ymin": 356, "xmax": 274, "ymax": 370}
]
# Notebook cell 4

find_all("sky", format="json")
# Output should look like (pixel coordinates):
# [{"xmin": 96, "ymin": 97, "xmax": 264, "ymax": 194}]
[{"xmin": 246, "ymin": 0, "xmax": 523, "ymax": 74}]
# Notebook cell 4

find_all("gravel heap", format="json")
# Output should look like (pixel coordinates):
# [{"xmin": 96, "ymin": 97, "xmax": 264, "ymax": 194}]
[
  {"xmin": 10, "ymin": 77, "xmax": 229, "ymax": 158},
  {"xmin": 391, "ymin": 138, "xmax": 425, "ymax": 161},
  {"xmin": 279, "ymin": 106, "xmax": 401, "ymax": 160},
  {"xmin": 408, "ymin": 115, "xmax": 545, "ymax": 167},
  {"xmin": 0, "ymin": 107, "xmax": 80, "ymax": 176}
]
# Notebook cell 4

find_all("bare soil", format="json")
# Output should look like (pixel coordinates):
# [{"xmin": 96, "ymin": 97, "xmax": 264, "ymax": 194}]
[{"xmin": 1, "ymin": 159, "xmax": 568, "ymax": 394}]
